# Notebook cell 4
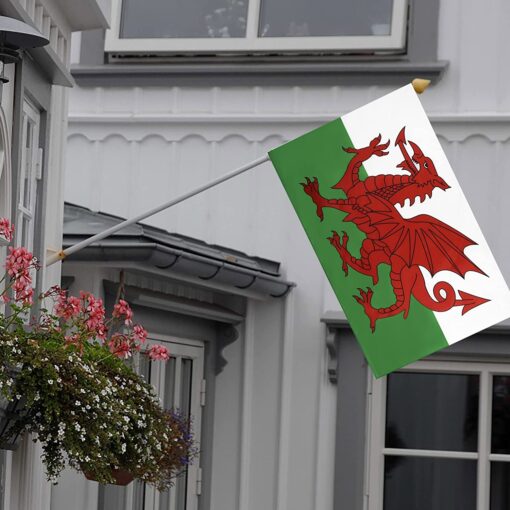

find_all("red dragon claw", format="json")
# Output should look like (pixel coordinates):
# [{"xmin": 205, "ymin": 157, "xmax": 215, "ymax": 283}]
[
  {"xmin": 353, "ymin": 287, "xmax": 378, "ymax": 332},
  {"xmin": 327, "ymin": 230, "xmax": 341, "ymax": 245},
  {"xmin": 370, "ymin": 134, "xmax": 382, "ymax": 148},
  {"xmin": 372, "ymin": 139, "xmax": 390, "ymax": 157},
  {"xmin": 346, "ymin": 136, "xmax": 391, "ymax": 161},
  {"xmin": 328, "ymin": 231, "xmax": 349, "ymax": 276},
  {"xmin": 301, "ymin": 176, "xmax": 325, "ymax": 221}
]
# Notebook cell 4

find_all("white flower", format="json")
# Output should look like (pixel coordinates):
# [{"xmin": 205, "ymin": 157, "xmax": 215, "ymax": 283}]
[{"xmin": 47, "ymin": 379, "xmax": 54, "ymax": 385}]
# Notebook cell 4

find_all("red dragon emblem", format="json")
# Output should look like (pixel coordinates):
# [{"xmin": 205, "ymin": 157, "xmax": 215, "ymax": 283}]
[{"xmin": 302, "ymin": 128, "xmax": 490, "ymax": 332}]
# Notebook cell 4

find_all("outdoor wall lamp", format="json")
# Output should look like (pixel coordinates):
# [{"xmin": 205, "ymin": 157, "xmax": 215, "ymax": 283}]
[{"xmin": 0, "ymin": 15, "xmax": 48, "ymax": 84}]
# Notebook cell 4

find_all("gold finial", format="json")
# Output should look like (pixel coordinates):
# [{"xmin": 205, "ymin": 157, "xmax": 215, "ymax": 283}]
[{"xmin": 412, "ymin": 78, "xmax": 431, "ymax": 94}]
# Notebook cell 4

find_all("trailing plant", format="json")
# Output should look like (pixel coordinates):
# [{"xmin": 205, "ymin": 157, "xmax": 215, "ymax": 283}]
[{"xmin": 0, "ymin": 219, "xmax": 196, "ymax": 489}]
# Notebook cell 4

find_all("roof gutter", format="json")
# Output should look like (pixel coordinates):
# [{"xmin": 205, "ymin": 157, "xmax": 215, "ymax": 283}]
[{"xmin": 62, "ymin": 239, "xmax": 295, "ymax": 298}]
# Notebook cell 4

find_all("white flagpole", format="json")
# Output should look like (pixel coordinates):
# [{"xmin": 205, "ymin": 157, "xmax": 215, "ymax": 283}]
[
  {"xmin": 47, "ymin": 78, "xmax": 431, "ymax": 268},
  {"xmin": 46, "ymin": 154, "xmax": 270, "ymax": 267}
]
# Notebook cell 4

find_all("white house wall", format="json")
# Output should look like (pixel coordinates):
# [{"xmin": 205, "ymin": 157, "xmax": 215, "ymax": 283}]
[{"xmin": 65, "ymin": 1, "xmax": 510, "ymax": 509}]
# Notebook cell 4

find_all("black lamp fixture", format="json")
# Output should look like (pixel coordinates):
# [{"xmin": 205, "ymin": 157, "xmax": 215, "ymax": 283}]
[{"xmin": 0, "ymin": 15, "xmax": 49, "ymax": 83}]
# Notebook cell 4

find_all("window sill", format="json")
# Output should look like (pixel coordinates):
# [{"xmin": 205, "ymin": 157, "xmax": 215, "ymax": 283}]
[{"xmin": 71, "ymin": 59, "xmax": 448, "ymax": 87}]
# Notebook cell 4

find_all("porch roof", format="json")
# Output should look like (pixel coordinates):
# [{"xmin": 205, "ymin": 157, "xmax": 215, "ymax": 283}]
[{"xmin": 62, "ymin": 202, "xmax": 294, "ymax": 298}]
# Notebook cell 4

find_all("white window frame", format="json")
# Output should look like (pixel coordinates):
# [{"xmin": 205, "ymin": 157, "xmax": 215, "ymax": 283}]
[
  {"xmin": 15, "ymin": 98, "xmax": 42, "ymax": 253},
  {"xmin": 105, "ymin": 0, "xmax": 408, "ymax": 54},
  {"xmin": 100, "ymin": 334, "xmax": 205, "ymax": 510},
  {"xmin": 366, "ymin": 360, "xmax": 510, "ymax": 510},
  {"xmin": 0, "ymin": 105, "xmax": 13, "ymax": 248}
]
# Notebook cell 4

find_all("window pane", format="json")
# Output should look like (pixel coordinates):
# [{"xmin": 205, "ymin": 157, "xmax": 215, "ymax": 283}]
[
  {"xmin": 180, "ymin": 358, "xmax": 193, "ymax": 418},
  {"xmin": 386, "ymin": 372, "xmax": 479, "ymax": 451},
  {"xmin": 163, "ymin": 357, "xmax": 176, "ymax": 409},
  {"xmin": 491, "ymin": 462, "xmax": 510, "ymax": 510},
  {"xmin": 121, "ymin": 0, "xmax": 248, "ymax": 39},
  {"xmin": 492, "ymin": 376, "xmax": 510, "ymax": 453},
  {"xmin": 259, "ymin": 0, "xmax": 393, "ymax": 37},
  {"xmin": 23, "ymin": 122, "xmax": 33, "ymax": 208},
  {"xmin": 384, "ymin": 457, "xmax": 477, "ymax": 510},
  {"xmin": 139, "ymin": 351, "xmax": 151, "ymax": 381}
]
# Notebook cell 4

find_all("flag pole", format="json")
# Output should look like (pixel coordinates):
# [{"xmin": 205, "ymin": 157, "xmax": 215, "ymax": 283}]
[
  {"xmin": 47, "ymin": 78, "xmax": 431, "ymax": 267},
  {"xmin": 46, "ymin": 154, "xmax": 270, "ymax": 267}
]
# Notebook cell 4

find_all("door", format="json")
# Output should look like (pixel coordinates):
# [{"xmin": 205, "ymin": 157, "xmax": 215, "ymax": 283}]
[{"xmin": 98, "ymin": 335, "xmax": 205, "ymax": 510}]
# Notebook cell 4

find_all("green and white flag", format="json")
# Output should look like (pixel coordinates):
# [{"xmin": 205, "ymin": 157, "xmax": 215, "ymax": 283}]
[{"xmin": 269, "ymin": 84, "xmax": 510, "ymax": 377}]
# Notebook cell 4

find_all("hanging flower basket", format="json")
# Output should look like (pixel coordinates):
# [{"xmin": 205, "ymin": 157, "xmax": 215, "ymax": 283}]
[{"xmin": 0, "ymin": 218, "xmax": 197, "ymax": 489}]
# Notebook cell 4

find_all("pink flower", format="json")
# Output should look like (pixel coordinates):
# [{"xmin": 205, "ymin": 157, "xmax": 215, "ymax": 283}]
[
  {"xmin": 64, "ymin": 334, "xmax": 84, "ymax": 353},
  {"xmin": 80, "ymin": 292, "xmax": 106, "ymax": 339},
  {"xmin": 95, "ymin": 322, "xmax": 108, "ymax": 341},
  {"xmin": 55, "ymin": 293, "xmax": 81, "ymax": 320},
  {"xmin": 148, "ymin": 344, "xmax": 170, "ymax": 361},
  {"xmin": 5, "ymin": 249, "xmax": 35, "ymax": 305},
  {"xmin": 112, "ymin": 299, "xmax": 133, "ymax": 325},
  {"xmin": 5, "ymin": 246, "xmax": 36, "ymax": 277},
  {"xmin": 132, "ymin": 324, "xmax": 148, "ymax": 345},
  {"xmin": 42, "ymin": 285, "xmax": 63, "ymax": 299},
  {"xmin": 108, "ymin": 334, "xmax": 133, "ymax": 359},
  {"xmin": 0, "ymin": 218, "xmax": 14, "ymax": 242},
  {"xmin": 14, "ymin": 284, "xmax": 34, "ymax": 306}
]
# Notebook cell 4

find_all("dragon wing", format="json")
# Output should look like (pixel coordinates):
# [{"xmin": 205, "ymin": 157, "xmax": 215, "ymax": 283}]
[{"xmin": 355, "ymin": 195, "xmax": 485, "ymax": 277}]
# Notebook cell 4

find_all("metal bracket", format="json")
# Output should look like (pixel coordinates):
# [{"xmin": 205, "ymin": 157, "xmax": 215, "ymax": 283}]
[
  {"xmin": 325, "ymin": 326, "xmax": 338, "ymax": 384},
  {"xmin": 215, "ymin": 324, "xmax": 239, "ymax": 375}
]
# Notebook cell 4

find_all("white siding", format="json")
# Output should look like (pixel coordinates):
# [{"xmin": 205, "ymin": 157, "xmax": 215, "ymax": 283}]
[{"xmin": 64, "ymin": 1, "xmax": 510, "ymax": 509}]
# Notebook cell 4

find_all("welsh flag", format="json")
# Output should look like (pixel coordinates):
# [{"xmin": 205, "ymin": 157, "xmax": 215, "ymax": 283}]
[{"xmin": 269, "ymin": 84, "xmax": 510, "ymax": 377}]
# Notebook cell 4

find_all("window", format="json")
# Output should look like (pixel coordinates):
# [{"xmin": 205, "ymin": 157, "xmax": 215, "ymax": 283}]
[
  {"xmin": 98, "ymin": 335, "xmax": 205, "ymax": 510},
  {"xmin": 367, "ymin": 360, "xmax": 510, "ymax": 510},
  {"xmin": 105, "ymin": 0, "xmax": 408, "ymax": 54},
  {"xmin": 15, "ymin": 98, "xmax": 42, "ymax": 252},
  {"xmin": 0, "ymin": 106, "xmax": 12, "ymax": 229}
]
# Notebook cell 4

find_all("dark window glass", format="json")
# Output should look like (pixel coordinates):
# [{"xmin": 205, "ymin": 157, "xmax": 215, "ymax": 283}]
[
  {"xmin": 259, "ymin": 0, "xmax": 393, "ymax": 37},
  {"xmin": 180, "ymin": 358, "xmax": 193, "ymax": 418},
  {"xmin": 384, "ymin": 457, "xmax": 477, "ymax": 510},
  {"xmin": 491, "ymin": 462, "xmax": 510, "ymax": 510},
  {"xmin": 386, "ymin": 372, "xmax": 479, "ymax": 452},
  {"xmin": 120, "ymin": 0, "xmax": 248, "ymax": 39},
  {"xmin": 163, "ymin": 357, "xmax": 176, "ymax": 410},
  {"xmin": 492, "ymin": 376, "xmax": 510, "ymax": 453}
]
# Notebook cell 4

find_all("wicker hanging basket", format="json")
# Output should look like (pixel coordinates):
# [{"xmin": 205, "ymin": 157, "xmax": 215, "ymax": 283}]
[{"xmin": 84, "ymin": 468, "xmax": 135, "ymax": 486}]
